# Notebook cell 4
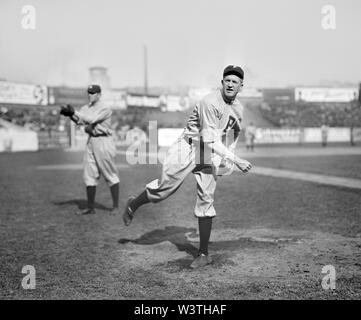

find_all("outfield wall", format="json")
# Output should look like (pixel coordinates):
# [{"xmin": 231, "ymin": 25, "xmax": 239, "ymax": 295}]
[
  {"xmin": 67, "ymin": 126, "xmax": 361, "ymax": 150},
  {"xmin": 255, "ymin": 127, "xmax": 361, "ymax": 144},
  {"xmin": 157, "ymin": 127, "xmax": 361, "ymax": 147}
]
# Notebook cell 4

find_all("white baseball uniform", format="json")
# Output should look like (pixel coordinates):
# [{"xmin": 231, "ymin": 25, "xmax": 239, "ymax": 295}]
[
  {"xmin": 145, "ymin": 88, "xmax": 243, "ymax": 218},
  {"xmin": 74, "ymin": 100, "xmax": 119, "ymax": 187}
]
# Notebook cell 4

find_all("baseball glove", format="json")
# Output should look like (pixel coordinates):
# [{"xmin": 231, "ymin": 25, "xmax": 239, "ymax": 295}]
[{"xmin": 59, "ymin": 104, "xmax": 75, "ymax": 117}]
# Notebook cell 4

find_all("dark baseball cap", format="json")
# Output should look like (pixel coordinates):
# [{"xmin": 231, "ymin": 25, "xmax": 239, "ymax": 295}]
[
  {"xmin": 87, "ymin": 84, "xmax": 101, "ymax": 94},
  {"xmin": 223, "ymin": 65, "xmax": 244, "ymax": 80}
]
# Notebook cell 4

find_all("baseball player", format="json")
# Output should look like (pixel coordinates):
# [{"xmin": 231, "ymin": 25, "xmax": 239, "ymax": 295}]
[
  {"xmin": 321, "ymin": 123, "xmax": 329, "ymax": 147},
  {"xmin": 60, "ymin": 85, "xmax": 120, "ymax": 215},
  {"xmin": 123, "ymin": 65, "xmax": 252, "ymax": 269},
  {"xmin": 245, "ymin": 122, "xmax": 256, "ymax": 151}
]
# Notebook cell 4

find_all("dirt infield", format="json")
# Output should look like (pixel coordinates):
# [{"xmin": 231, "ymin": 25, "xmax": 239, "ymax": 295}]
[{"xmin": 0, "ymin": 147, "xmax": 360, "ymax": 299}]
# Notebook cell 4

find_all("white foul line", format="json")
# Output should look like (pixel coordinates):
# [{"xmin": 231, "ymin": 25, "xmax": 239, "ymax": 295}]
[
  {"xmin": 36, "ymin": 164, "xmax": 130, "ymax": 170},
  {"xmin": 36, "ymin": 164, "xmax": 361, "ymax": 190},
  {"xmin": 251, "ymin": 166, "xmax": 361, "ymax": 190}
]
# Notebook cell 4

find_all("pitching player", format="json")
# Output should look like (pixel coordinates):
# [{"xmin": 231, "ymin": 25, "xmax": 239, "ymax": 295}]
[
  {"xmin": 60, "ymin": 85, "xmax": 120, "ymax": 215},
  {"xmin": 123, "ymin": 65, "xmax": 252, "ymax": 269}
]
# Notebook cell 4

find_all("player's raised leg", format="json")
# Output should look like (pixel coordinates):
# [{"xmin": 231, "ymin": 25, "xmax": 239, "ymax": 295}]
[{"xmin": 123, "ymin": 136, "xmax": 196, "ymax": 226}]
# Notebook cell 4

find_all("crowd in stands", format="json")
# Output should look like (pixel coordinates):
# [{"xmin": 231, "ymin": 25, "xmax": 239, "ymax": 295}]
[
  {"xmin": 260, "ymin": 101, "xmax": 361, "ymax": 128},
  {"xmin": 2, "ymin": 99, "xmax": 360, "ymax": 140},
  {"xmin": 0, "ymin": 104, "xmax": 191, "ymax": 147},
  {"xmin": 0, "ymin": 105, "xmax": 67, "ymax": 133}
]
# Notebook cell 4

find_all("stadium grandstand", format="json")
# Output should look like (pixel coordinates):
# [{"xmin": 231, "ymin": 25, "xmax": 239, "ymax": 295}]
[
  {"xmin": 1, "ymin": 74, "xmax": 360, "ymax": 152},
  {"xmin": 259, "ymin": 86, "xmax": 361, "ymax": 128}
]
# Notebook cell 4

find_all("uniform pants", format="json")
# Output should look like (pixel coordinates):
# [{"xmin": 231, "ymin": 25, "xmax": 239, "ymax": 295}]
[
  {"xmin": 146, "ymin": 135, "xmax": 217, "ymax": 217},
  {"xmin": 83, "ymin": 136, "xmax": 120, "ymax": 187}
]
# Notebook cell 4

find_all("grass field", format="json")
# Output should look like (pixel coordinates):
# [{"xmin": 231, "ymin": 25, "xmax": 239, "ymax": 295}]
[{"xmin": 0, "ymin": 145, "xmax": 361, "ymax": 300}]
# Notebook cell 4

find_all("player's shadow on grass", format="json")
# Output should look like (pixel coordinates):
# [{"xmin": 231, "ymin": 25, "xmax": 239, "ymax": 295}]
[
  {"xmin": 118, "ymin": 225, "xmax": 281, "ymax": 266},
  {"xmin": 53, "ymin": 199, "xmax": 111, "ymax": 211},
  {"xmin": 119, "ymin": 226, "xmax": 199, "ymax": 258}
]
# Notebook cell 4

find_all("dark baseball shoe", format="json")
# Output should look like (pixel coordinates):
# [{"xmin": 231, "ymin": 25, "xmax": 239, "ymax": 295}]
[
  {"xmin": 76, "ymin": 208, "xmax": 96, "ymax": 215},
  {"xmin": 190, "ymin": 254, "xmax": 213, "ymax": 269},
  {"xmin": 123, "ymin": 196, "xmax": 136, "ymax": 226}
]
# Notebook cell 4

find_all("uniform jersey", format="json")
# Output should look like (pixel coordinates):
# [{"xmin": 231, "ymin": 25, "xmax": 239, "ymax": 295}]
[
  {"xmin": 183, "ymin": 88, "xmax": 243, "ymax": 146},
  {"xmin": 76, "ymin": 99, "xmax": 113, "ymax": 136}
]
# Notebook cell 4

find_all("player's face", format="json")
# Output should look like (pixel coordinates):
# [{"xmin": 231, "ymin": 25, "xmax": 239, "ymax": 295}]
[
  {"xmin": 221, "ymin": 75, "xmax": 243, "ymax": 100},
  {"xmin": 88, "ymin": 92, "xmax": 100, "ymax": 104}
]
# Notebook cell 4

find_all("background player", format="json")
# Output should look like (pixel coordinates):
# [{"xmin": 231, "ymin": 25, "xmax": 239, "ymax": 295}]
[
  {"xmin": 321, "ymin": 123, "xmax": 329, "ymax": 147},
  {"xmin": 245, "ymin": 122, "xmax": 256, "ymax": 151},
  {"xmin": 123, "ymin": 65, "xmax": 252, "ymax": 269},
  {"xmin": 60, "ymin": 85, "xmax": 120, "ymax": 215}
]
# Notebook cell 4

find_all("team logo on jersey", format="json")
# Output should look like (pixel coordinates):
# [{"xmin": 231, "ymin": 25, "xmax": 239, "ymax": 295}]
[
  {"xmin": 223, "ymin": 115, "xmax": 241, "ymax": 134},
  {"xmin": 222, "ymin": 115, "xmax": 241, "ymax": 143}
]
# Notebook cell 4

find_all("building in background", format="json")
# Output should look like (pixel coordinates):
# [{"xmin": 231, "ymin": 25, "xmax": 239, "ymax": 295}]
[
  {"xmin": 295, "ymin": 87, "xmax": 358, "ymax": 103},
  {"xmin": 164, "ymin": 95, "xmax": 189, "ymax": 112},
  {"xmin": 0, "ymin": 81, "xmax": 48, "ymax": 106},
  {"xmin": 126, "ymin": 93, "xmax": 161, "ymax": 110},
  {"xmin": 48, "ymin": 86, "xmax": 88, "ymax": 107},
  {"xmin": 262, "ymin": 88, "xmax": 295, "ymax": 104},
  {"xmin": 89, "ymin": 66, "xmax": 111, "ymax": 90}
]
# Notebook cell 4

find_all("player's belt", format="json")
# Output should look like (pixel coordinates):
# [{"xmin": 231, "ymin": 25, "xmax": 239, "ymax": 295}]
[{"xmin": 91, "ymin": 132, "xmax": 111, "ymax": 137}]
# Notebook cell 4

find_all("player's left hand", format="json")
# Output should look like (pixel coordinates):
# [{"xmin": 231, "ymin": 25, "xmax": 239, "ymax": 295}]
[
  {"xmin": 59, "ymin": 104, "xmax": 75, "ymax": 117},
  {"xmin": 234, "ymin": 158, "xmax": 252, "ymax": 173},
  {"xmin": 216, "ymin": 158, "xmax": 235, "ymax": 176}
]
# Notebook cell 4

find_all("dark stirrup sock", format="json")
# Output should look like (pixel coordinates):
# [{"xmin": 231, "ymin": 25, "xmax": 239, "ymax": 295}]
[
  {"xmin": 129, "ymin": 189, "xmax": 150, "ymax": 213},
  {"xmin": 198, "ymin": 216, "xmax": 213, "ymax": 255},
  {"xmin": 86, "ymin": 186, "xmax": 96, "ymax": 210},
  {"xmin": 110, "ymin": 182, "xmax": 119, "ymax": 208}
]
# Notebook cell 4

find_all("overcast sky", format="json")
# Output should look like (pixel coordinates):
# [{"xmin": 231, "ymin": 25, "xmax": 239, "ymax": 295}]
[{"xmin": 0, "ymin": 0, "xmax": 360, "ymax": 89}]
